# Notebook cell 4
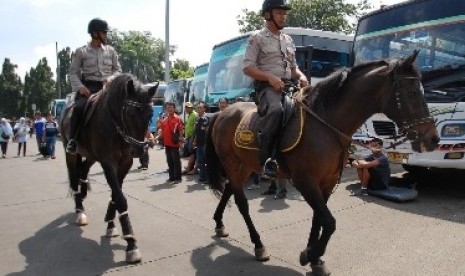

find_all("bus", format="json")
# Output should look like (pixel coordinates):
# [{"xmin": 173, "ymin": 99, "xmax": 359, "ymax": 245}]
[
  {"xmin": 187, "ymin": 62, "xmax": 209, "ymax": 104},
  {"xmin": 351, "ymin": 0, "xmax": 465, "ymax": 173},
  {"xmin": 204, "ymin": 27, "xmax": 353, "ymax": 111},
  {"xmin": 163, "ymin": 78, "xmax": 191, "ymax": 121}
]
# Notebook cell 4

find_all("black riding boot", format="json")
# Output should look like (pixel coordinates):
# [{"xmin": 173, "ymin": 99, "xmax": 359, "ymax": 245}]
[
  {"xmin": 66, "ymin": 113, "xmax": 78, "ymax": 153},
  {"xmin": 258, "ymin": 131, "xmax": 278, "ymax": 179},
  {"xmin": 67, "ymin": 96, "xmax": 85, "ymax": 154}
]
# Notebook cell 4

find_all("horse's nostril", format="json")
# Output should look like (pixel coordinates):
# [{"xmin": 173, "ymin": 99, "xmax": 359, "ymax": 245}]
[{"xmin": 432, "ymin": 136, "xmax": 440, "ymax": 144}]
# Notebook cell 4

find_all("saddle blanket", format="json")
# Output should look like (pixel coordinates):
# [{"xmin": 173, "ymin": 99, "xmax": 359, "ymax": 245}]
[{"xmin": 234, "ymin": 104, "xmax": 305, "ymax": 153}]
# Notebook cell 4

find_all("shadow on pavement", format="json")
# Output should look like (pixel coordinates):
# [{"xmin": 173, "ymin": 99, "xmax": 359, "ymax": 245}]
[
  {"xmin": 7, "ymin": 213, "xmax": 124, "ymax": 276},
  {"xmin": 190, "ymin": 239, "xmax": 306, "ymax": 275},
  {"xmin": 344, "ymin": 169, "xmax": 465, "ymax": 225}
]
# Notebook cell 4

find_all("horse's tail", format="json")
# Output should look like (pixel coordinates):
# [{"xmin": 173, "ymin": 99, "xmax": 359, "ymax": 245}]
[{"xmin": 205, "ymin": 113, "xmax": 224, "ymax": 197}]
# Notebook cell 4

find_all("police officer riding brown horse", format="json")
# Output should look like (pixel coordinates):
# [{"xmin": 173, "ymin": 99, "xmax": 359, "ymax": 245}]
[{"xmin": 205, "ymin": 49, "xmax": 439, "ymax": 275}]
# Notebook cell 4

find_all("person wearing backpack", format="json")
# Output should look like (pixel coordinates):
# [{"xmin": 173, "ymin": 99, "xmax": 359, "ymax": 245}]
[
  {"xmin": 0, "ymin": 118, "xmax": 13, "ymax": 158},
  {"xmin": 42, "ymin": 113, "xmax": 59, "ymax": 159}
]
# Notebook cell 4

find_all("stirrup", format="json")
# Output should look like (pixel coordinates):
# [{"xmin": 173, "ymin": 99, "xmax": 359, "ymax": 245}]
[
  {"xmin": 263, "ymin": 159, "xmax": 278, "ymax": 179},
  {"xmin": 66, "ymin": 139, "xmax": 77, "ymax": 154}
]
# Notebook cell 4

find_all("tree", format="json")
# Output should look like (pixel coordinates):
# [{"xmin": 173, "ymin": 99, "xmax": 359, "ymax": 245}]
[
  {"xmin": 57, "ymin": 47, "xmax": 72, "ymax": 98},
  {"xmin": 169, "ymin": 59, "xmax": 194, "ymax": 80},
  {"xmin": 0, "ymin": 58, "xmax": 23, "ymax": 118},
  {"xmin": 108, "ymin": 30, "xmax": 173, "ymax": 83},
  {"xmin": 237, "ymin": 0, "xmax": 372, "ymax": 34},
  {"xmin": 24, "ymin": 58, "xmax": 56, "ymax": 116}
]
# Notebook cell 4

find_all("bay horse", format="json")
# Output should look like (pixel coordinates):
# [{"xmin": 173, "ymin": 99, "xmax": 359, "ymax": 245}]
[
  {"xmin": 60, "ymin": 74, "xmax": 157, "ymax": 263},
  {"xmin": 205, "ymin": 51, "xmax": 439, "ymax": 275}
]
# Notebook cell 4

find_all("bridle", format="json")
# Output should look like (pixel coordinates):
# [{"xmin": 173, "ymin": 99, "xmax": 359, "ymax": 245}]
[
  {"xmin": 294, "ymin": 66, "xmax": 434, "ymax": 150},
  {"xmin": 390, "ymin": 74, "xmax": 435, "ymax": 144},
  {"xmin": 111, "ymin": 98, "xmax": 152, "ymax": 148}
]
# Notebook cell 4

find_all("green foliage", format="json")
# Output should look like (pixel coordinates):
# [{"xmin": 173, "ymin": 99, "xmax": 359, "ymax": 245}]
[
  {"xmin": 57, "ymin": 47, "xmax": 72, "ymax": 98},
  {"xmin": 237, "ymin": 8, "xmax": 263, "ymax": 34},
  {"xmin": 237, "ymin": 0, "xmax": 372, "ymax": 34},
  {"xmin": 109, "ymin": 30, "xmax": 172, "ymax": 83},
  {"xmin": 169, "ymin": 59, "xmax": 194, "ymax": 80},
  {"xmin": 0, "ymin": 58, "xmax": 22, "ymax": 118},
  {"xmin": 23, "ymin": 58, "xmax": 56, "ymax": 116},
  {"xmin": 108, "ymin": 30, "xmax": 194, "ymax": 83}
]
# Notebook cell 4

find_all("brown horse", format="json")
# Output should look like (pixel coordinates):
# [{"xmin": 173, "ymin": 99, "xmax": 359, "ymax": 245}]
[
  {"xmin": 60, "ymin": 74, "xmax": 157, "ymax": 263},
  {"xmin": 205, "ymin": 51, "xmax": 439, "ymax": 276}
]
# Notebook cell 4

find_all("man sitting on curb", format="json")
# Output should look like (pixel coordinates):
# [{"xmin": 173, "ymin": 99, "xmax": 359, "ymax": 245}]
[{"xmin": 351, "ymin": 138, "xmax": 391, "ymax": 195}]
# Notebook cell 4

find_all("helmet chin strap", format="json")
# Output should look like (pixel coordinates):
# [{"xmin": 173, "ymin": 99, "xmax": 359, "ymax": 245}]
[
  {"xmin": 265, "ymin": 12, "xmax": 284, "ymax": 30},
  {"xmin": 91, "ymin": 31, "xmax": 107, "ymax": 45},
  {"xmin": 97, "ymin": 32, "xmax": 107, "ymax": 45}
]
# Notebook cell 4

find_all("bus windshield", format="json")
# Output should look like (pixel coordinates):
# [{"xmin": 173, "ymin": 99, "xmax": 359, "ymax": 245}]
[
  {"xmin": 190, "ymin": 63, "xmax": 209, "ymax": 103},
  {"xmin": 205, "ymin": 28, "xmax": 353, "ymax": 109},
  {"xmin": 353, "ymin": 0, "xmax": 465, "ymax": 102}
]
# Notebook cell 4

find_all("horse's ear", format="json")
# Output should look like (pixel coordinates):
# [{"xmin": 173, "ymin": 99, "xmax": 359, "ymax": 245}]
[
  {"xmin": 148, "ymin": 82, "xmax": 159, "ymax": 98},
  {"xmin": 127, "ymin": 79, "xmax": 136, "ymax": 96},
  {"xmin": 403, "ymin": 50, "xmax": 420, "ymax": 67}
]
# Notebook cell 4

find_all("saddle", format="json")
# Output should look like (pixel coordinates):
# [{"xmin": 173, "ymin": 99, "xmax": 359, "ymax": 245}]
[{"xmin": 234, "ymin": 91, "xmax": 307, "ymax": 153}]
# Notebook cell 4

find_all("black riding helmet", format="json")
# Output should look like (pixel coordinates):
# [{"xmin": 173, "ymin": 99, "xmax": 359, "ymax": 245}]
[
  {"xmin": 261, "ymin": 0, "xmax": 291, "ymax": 16},
  {"xmin": 87, "ymin": 18, "xmax": 110, "ymax": 34}
]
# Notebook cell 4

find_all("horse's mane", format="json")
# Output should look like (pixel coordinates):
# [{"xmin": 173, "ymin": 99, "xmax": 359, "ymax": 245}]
[
  {"xmin": 309, "ymin": 59, "xmax": 390, "ymax": 110},
  {"xmin": 102, "ymin": 73, "xmax": 141, "ymax": 108}
]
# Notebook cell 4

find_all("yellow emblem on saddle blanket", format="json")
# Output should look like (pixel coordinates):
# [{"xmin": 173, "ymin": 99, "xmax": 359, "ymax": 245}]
[
  {"xmin": 236, "ymin": 130, "xmax": 255, "ymax": 145},
  {"xmin": 234, "ymin": 105, "xmax": 305, "ymax": 152}
]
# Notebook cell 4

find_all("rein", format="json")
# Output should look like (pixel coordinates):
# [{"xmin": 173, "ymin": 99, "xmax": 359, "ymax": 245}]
[{"xmin": 294, "ymin": 97, "xmax": 353, "ymax": 144}]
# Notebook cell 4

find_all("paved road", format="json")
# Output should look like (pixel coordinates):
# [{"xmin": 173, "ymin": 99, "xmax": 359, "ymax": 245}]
[{"xmin": 1, "ymin": 137, "xmax": 464, "ymax": 276}]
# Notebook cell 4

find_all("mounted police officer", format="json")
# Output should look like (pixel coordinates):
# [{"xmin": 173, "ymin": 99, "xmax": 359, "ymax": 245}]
[
  {"xmin": 243, "ymin": 0, "xmax": 308, "ymax": 178},
  {"xmin": 66, "ymin": 18, "xmax": 122, "ymax": 153}
]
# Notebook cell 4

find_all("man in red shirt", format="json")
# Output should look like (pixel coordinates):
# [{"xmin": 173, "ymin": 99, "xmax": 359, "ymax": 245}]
[{"xmin": 160, "ymin": 102, "xmax": 184, "ymax": 183}]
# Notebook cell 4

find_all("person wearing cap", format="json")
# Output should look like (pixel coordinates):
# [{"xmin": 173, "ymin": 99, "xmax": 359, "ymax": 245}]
[
  {"xmin": 182, "ymin": 101, "xmax": 198, "ymax": 174},
  {"xmin": 243, "ymin": 0, "xmax": 308, "ymax": 179},
  {"xmin": 66, "ymin": 18, "xmax": 122, "ymax": 154},
  {"xmin": 218, "ymin": 97, "xmax": 229, "ymax": 112}
]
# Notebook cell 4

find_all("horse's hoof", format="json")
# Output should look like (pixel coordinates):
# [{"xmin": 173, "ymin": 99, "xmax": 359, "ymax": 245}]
[
  {"xmin": 215, "ymin": 226, "xmax": 229, "ymax": 237},
  {"xmin": 310, "ymin": 260, "xmax": 331, "ymax": 276},
  {"xmin": 75, "ymin": 213, "xmax": 88, "ymax": 226},
  {"xmin": 255, "ymin": 247, "xmax": 270, "ymax": 262},
  {"xmin": 300, "ymin": 247, "xmax": 311, "ymax": 266},
  {"xmin": 106, "ymin": 227, "xmax": 119, "ymax": 237},
  {"xmin": 126, "ymin": 248, "xmax": 142, "ymax": 264}
]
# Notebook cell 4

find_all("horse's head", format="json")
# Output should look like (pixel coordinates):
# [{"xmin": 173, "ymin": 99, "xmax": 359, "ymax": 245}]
[
  {"xmin": 106, "ymin": 74, "xmax": 158, "ymax": 148},
  {"xmin": 382, "ymin": 50, "xmax": 439, "ymax": 152}
]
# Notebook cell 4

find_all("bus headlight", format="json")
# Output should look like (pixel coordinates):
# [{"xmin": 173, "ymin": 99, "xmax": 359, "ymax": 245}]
[{"xmin": 441, "ymin": 124, "xmax": 465, "ymax": 138}]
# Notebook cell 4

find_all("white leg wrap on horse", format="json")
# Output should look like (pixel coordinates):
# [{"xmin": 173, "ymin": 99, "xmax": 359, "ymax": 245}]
[
  {"xmin": 122, "ymin": 234, "xmax": 135, "ymax": 240},
  {"xmin": 119, "ymin": 211, "xmax": 128, "ymax": 217},
  {"xmin": 79, "ymin": 179, "xmax": 89, "ymax": 183}
]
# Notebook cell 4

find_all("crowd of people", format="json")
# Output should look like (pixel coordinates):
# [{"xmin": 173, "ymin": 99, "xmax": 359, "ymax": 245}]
[{"xmin": 0, "ymin": 111, "xmax": 59, "ymax": 159}]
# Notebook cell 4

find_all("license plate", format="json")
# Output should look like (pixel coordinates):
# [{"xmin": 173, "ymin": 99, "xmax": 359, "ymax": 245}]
[{"xmin": 387, "ymin": 152, "xmax": 409, "ymax": 163}]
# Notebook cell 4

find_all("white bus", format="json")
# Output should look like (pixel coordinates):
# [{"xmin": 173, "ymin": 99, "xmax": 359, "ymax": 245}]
[
  {"xmin": 204, "ymin": 27, "xmax": 353, "ymax": 111},
  {"xmin": 352, "ymin": 0, "xmax": 465, "ymax": 173}
]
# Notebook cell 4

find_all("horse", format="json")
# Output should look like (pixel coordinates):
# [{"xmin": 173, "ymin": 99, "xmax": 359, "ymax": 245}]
[
  {"xmin": 204, "ymin": 51, "xmax": 439, "ymax": 276},
  {"xmin": 60, "ymin": 74, "xmax": 157, "ymax": 263}
]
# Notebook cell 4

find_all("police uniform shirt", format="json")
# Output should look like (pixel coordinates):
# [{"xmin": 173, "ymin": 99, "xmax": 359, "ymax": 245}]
[
  {"xmin": 69, "ymin": 43, "xmax": 122, "ymax": 92},
  {"xmin": 243, "ymin": 27, "xmax": 297, "ymax": 80}
]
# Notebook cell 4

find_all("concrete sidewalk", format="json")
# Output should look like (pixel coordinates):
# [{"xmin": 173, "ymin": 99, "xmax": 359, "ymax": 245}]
[{"xmin": 1, "ymin": 137, "xmax": 465, "ymax": 275}]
